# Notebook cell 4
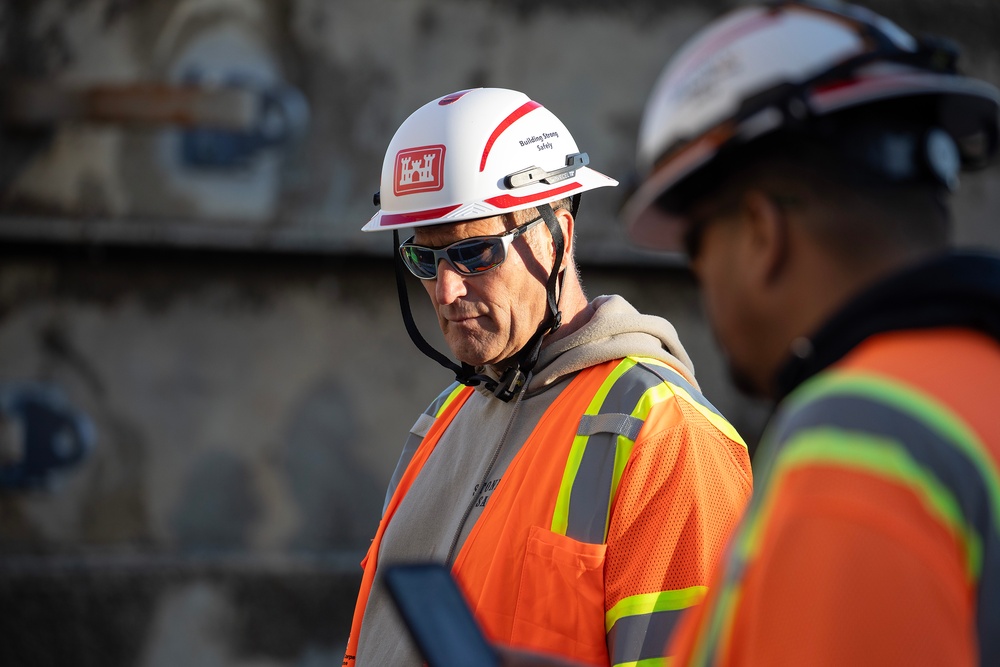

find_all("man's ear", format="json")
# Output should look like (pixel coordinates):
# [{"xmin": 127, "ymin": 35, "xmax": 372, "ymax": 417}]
[
  {"xmin": 741, "ymin": 190, "xmax": 788, "ymax": 287},
  {"xmin": 553, "ymin": 207, "xmax": 574, "ymax": 272}
]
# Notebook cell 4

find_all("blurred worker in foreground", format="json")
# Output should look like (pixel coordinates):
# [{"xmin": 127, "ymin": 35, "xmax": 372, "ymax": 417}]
[
  {"xmin": 620, "ymin": 0, "xmax": 1000, "ymax": 664},
  {"xmin": 343, "ymin": 87, "xmax": 753, "ymax": 666}
]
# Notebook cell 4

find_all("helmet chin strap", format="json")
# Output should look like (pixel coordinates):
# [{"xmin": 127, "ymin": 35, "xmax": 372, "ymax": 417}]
[{"xmin": 392, "ymin": 202, "xmax": 565, "ymax": 402}]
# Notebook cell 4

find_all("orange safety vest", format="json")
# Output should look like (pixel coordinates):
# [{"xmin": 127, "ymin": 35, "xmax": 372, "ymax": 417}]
[
  {"xmin": 670, "ymin": 328, "xmax": 1000, "ymax": 666},
  {"xmin": 345, "ymin": 356, "xmax": 750, "ymax": 666}
]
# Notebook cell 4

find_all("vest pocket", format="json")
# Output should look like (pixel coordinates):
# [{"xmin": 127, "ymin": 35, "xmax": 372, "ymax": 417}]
[{"xmin": 511, "ymin": 524, "xmax": 609, "ymax": 663}]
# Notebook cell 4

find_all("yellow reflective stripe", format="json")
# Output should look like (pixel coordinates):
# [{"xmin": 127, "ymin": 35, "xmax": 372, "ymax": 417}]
[
  {"xmin": 630, "ymin": 382, "xmax": 671, "ymax": 420},
  {"xmin": 690, "ymin": 585, "xmax": 740, "ymax": 667},
  {"xmin": 435, "ymin": 383, "xmax": 468, "ymax": 417},
  {"xmin": 630, "ymin": 380, "xmax": 741, "ymax": 444},
  {"xmin": 609, "ymin": 381, "xmax": 679, "ymax": 505},
  {"xmin": 552, "ymin": 359, "xmax": 637, "ymax": 536},
  {"xmin": 630, "ymin": 356, "xmax": 693, "ymax": 384},
  {"xmin": 791, "ymin": 369, "xmax": 1000, "ymax": 532},
  {"xmin": 606, "ymin": 587, "xmax": 708, "ymax": 633},
  {"xmin": 595, "ymin": 357, "xmax": 641, "ymax": 409},
  {"xmin": 630, "ymin": 357, "xmax": 746, "ymax": 448},
  {"xmin": 610, "ymin": 357, "xmax": 743, "ymax": 519},
  {"xmin": 552, "ymin": 433, "xmax": 589, "ymax": 536},
  {"xmin": 675, "ymin": 389, "xmax": 746, "ymax": 447},
  {"xmin": 614, "ymin": 657, "xmax": 671, "ymax": 667},
  {"xmin": 757, "ymin": 429, "xmax": 983, "ymax": 582},
  {"xmin": 554, "ymin": 355, "xmax": 746, "ymax": 539}
]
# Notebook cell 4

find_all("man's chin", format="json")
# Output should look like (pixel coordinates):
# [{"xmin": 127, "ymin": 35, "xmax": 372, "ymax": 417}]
[
  {"xmin": 446, "ymin": 344, "xmax": 492, "ymax": 369},
  {"xmin": 443, "ymin": 332, "xmax": 500, "ymax": 368}
]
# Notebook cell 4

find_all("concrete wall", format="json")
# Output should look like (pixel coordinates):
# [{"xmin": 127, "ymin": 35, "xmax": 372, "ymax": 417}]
[{"xmin": 0, "ymin": 1, "xmax": 997, "ymax": 666}]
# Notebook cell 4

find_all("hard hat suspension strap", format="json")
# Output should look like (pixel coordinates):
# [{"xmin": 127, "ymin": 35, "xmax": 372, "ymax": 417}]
[
  {"xmin": 536, "ymin": 202, "xmax": 565, "ymax": 336},
  {"xmin": 486, "ymin": 202, "xmax": 567, "ymax": 401}
]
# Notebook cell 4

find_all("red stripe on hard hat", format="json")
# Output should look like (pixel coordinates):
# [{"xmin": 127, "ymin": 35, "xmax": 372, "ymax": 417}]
[
  {"xmin": 484, "ymin": 182, "xmax": 580, "ymax": 208},
  {"xmin": 480, "ymin": 101, "xmax": 542, "ymax": 172},
  {"xmin": 439, "ymin": 90, "xmax": 473, "ymax": 105},
  {"xmin": 378, "ymin": 204, "xmax": 462, "ymax": 227}
]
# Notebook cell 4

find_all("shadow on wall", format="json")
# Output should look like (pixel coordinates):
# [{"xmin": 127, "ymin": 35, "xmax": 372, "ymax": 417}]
[
  {"xmin": 0, "ymin": 343, "xmax": 383, "ymax": 667},
  {"xmin": 167, "ymin": 377, "xmax": 384, "ymax": 552},
  {"xmin": 282, "ymin": 377, "xmax": 383, "ymax": 551},
  {"xmin": 170, "ymin": 449, "xmax": 263, "ymax": 549}
]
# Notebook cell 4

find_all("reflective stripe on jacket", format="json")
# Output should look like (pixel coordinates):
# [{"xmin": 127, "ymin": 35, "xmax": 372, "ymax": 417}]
[
  {"xmin": 345, "ymin": 356, "xmax": 752, "ymax": 666},
  {"xmin": 674, "ymin": 329, "xmax": 1000, "ymax": 666}
]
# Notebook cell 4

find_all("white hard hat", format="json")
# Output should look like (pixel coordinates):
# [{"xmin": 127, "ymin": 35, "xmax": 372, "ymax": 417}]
[
  {"xmin": 622, "ymin": 0, "xmax": 1000, "ymax": 252},
  {"xmin": 363, "ymin": 87, "xmax": 618, "ymax": 232}
]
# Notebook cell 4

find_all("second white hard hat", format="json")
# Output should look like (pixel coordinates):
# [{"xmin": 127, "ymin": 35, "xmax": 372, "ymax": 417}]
[{"xmin": 622, "ymin": 0, "xmax": 1000, "ymax": 252}]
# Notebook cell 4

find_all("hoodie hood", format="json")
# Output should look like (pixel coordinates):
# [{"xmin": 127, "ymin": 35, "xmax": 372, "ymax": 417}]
[{"xmin": 519, "ymin": 294, "xmax": 698, "ymax": 395}]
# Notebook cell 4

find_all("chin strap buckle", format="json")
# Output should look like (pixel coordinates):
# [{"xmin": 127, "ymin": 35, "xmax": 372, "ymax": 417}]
[{"xmin": 492, "ymin": 367, "xmax": 527, "ymax": 403}]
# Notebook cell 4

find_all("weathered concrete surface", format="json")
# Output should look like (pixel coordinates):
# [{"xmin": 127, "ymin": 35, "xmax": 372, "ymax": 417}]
[
  {"xmin": 3, "ymin": 0, "xmax": 997, "ymax": 257},
  {"xmin": 0, "ymin": 0, "xmax": 996, "ymax": 665},
  {"xmin": 0, "ymin": 555, "xmax": 359, "ymax": 667},
  {"xmin": 0, "ymin": 247, "xmax": 766, "ymax": 667}
]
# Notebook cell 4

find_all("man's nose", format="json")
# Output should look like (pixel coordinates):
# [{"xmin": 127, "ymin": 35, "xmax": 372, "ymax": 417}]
[{"xmin": 434, "ymin": 260, "xmax": 468, "ymax": 305}]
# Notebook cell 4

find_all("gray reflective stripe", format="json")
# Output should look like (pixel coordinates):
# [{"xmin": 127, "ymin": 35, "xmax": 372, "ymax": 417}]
[
  {"xmin": 382, "ymin": 431, "xmax": 423, "ymax": 516},
  {"xmin": 578, "ymin": 413, "xmax": 644, "ymax": 441},
  {"xmin": 410, "ymin": 412, "xmax": 435, "ymax": 439},
  {"xmin": 608, "ymin": 609, "xmax": 685, "ymax": 666},
  {"xmin": 564, "ymin": 362, "xmax": 662, "ymax": 543},
  {"xmin": 564, "ymin": 359, "xmax": 729, "ymax": 544},
  {"xmin": 772, "ymin": 394, "xmax": 1000, "ymax": 665},
  {"xmin": 381, "ymin": 383, "xmax": 462, "ymax": 516},
  {"xmin": 566, "ymin": 429, "xmax": 619, "ymax": 542},
  {"xmin": 598, "ymin": 362, "xmax": 665, "ymax": 414},
  {"xmin": 635, "ymin": 360, "xmax": 724, "ymax": 419}
]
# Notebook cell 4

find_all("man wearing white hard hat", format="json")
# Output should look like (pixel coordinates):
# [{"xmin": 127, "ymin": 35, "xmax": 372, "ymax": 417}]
[
  {"xmin": 619, "ymin": 0, "xmax": 1000, "ymax": 665},
  {"xmin": 343, "ymin": 87, "xmax": 753, "ymax": 666}
]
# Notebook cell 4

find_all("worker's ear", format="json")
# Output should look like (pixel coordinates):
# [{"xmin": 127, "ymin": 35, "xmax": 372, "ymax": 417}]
[
  {"xmin": 740, "ymin": 189, "xmax": 789, "ymax": 288},
  {"xmin": 552, "ymin": 207, "xmax": 574, "ymax": 273}
]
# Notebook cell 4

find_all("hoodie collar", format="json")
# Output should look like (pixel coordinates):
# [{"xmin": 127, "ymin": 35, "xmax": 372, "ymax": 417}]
[{"xmin": 476, "ymin": 294, "xmax": 697, "ymax": 399}]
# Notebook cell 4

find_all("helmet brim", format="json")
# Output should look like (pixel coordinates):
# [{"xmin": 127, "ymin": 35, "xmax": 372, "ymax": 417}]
[
  {"xmin": 623, "ymin": 72, "xmax": 1000, "ymax": 253},
  {"xmin": 363, "ymin": 166, "xmax": 618, "ymax": 232}
]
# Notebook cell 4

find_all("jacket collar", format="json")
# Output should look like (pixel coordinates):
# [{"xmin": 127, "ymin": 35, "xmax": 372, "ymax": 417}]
[{"xmin": 774, "ymin": 251, "xmax": 1000, "ymax": 400}]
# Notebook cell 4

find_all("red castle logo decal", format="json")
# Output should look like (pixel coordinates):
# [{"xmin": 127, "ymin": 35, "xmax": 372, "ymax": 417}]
[{"xmin": 394, "ymin": 145, "xmax": 446, "ymax": 196}]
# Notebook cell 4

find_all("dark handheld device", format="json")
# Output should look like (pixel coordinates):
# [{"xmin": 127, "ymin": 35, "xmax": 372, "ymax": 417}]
[{"xmin": 383, "ymin": 562, "xmax": 501, "ymax": 667}]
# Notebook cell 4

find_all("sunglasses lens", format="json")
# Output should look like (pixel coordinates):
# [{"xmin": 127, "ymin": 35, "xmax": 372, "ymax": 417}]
[
  {"xmin": 449, "ymin": 238, "xmax": 505, "ymax": 274},
  {"xmin": 400, "ymin": 245, "xmax": 438, "ymax": 279},
  {"xmin": 400, "ymin": 234, "xmax": 509, "ymax": 280}
]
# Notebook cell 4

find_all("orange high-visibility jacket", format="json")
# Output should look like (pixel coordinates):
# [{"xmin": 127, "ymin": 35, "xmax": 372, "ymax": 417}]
[
  {"xmin": 670, "ymin": 327, "xmax": 1000, "ymax": 665},
  {"xmin": 345, "ymin": 356, "xmax": 752, "ymax": 667}
]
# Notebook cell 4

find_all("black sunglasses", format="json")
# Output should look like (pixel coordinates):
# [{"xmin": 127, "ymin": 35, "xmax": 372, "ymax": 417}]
[{"xmin": 399, "ymin": 216, "xmax": 544, "ymax": 280}]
